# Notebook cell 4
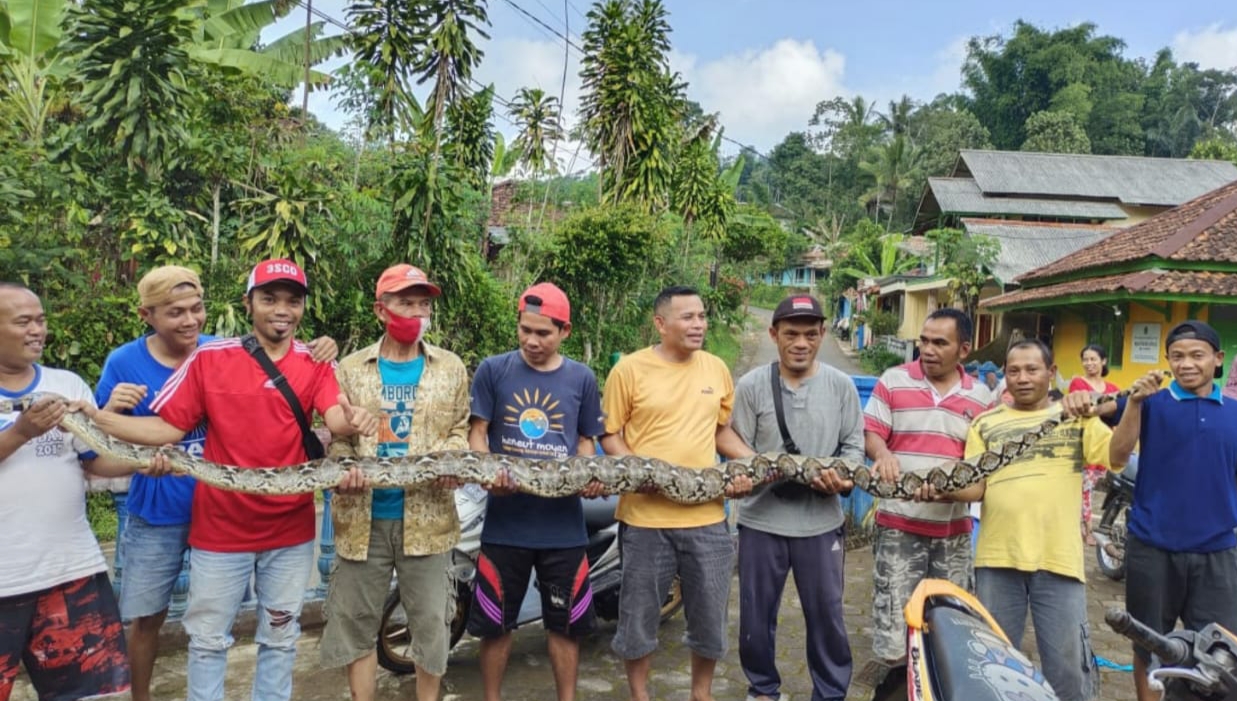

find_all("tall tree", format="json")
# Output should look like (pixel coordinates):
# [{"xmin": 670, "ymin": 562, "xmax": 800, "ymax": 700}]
[
  {"xmin": 1022, "ymin": 110, "xmax": 1092, "ymax": 153},
  {"xmin": 579, "ymin": 0, "xmax": 685, "ymax": 210},
  {"xmin": 509, "ymin": 86, "xmax": 563, "ymax": 177}
]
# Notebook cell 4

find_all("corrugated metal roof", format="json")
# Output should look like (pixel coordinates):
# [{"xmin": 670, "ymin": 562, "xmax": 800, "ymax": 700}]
[
  {"xmin": 958, "ymin": 150, "xmax": 1237, "ymax": 206},
  {"xmin": 927, "ymin": 177, "xmax": 1127, "ymax": 219},
  {"xmin": 961, "ymin": 218, "xmax": 1118, "ymax": 285},
  {"xmin": 1018, "ymin": 178, "xmax": 1237, "ymax": 281}
]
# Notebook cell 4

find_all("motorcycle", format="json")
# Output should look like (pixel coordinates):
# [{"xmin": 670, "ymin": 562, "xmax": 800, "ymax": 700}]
[
  {"xmin": 376, "ymin": 485, "xmax": 684, "ymax": 675},
  {"xmin": 1094, "ymin": 453, "xmax": 1138, "ymax": 581},
  {"xmin": 894, "ymin": 579, "xmax": 1237, "ymax": 701}
]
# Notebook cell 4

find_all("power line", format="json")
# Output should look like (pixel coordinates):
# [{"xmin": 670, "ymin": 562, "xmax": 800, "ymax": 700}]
[{"xmin": 498, "ymin": 0, "xmax": 584, "ymax": 53}]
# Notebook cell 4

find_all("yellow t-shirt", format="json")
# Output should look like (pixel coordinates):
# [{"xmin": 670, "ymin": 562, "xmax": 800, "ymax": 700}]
[
  {"xmin": 968, "ymin": 404, "xmax": 1114, "ymax": 582},
  {"xmin": 602, "ymin": 347, "xmax": 734, "ymax": 528}
]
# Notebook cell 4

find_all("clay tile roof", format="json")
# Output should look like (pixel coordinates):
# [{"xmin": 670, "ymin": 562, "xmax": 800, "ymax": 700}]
[
  {"xmin": 1016, "ymin": 178, "xmax": 1237, "ymax": 283},
  {"xmin": 982, "ymin": 270, "xmax": 1237, "ymax": 309}
]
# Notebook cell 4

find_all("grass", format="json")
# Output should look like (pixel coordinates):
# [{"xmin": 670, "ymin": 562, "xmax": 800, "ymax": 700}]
[{"xmin": 706, "ymin": 323, "xmax": 742, "ymax": 369}]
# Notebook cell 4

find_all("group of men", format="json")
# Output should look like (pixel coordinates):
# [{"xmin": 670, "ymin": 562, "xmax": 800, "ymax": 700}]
[{"xmin": 2, "ymin": 259, "xmax": 1236, "ymax": 701}]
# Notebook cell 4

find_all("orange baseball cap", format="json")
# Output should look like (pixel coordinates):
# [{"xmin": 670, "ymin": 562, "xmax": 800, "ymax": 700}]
[
  {"xmin": 519, "ymin": 282, "xmax": 571, "ymax": 324},
  {"xmin": 376, "ymin": 264, "xmax": 441, "ymax": 299}
]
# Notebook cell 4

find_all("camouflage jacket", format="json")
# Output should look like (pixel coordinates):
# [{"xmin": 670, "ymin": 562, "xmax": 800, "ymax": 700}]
[{"xmin": 331, "ymin": 337, "xmax": 469, "ymax": 560}]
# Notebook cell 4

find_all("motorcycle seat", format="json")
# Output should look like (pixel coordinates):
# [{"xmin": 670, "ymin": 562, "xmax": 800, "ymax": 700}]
[
  {"xmin": 582, "ymin": 495, "xmax": 619, "ymax": 534},
  {"xmin": 924, "ymin": 603, "xmax": 1057, "ymax": 701}
]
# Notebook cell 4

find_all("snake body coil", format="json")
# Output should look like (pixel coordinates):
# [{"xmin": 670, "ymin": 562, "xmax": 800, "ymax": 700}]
[{"xmin": 1, "ymin": 386, "xmax": 1137, "ymax": 504}]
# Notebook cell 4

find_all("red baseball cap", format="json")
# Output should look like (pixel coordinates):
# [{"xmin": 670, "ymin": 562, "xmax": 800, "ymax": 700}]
[
  {"xmin": 375, "ymin": 264, "xmax": 442, "ymax": 299},
  {"xmin": 247, "ymin": 258, "xmax": 308, "ymax": 293},
  {"xmin": 519, "ymin": 282, "xmax": 571, "ymax": 324}
]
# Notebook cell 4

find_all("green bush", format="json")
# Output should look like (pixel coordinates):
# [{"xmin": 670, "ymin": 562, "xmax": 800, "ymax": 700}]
[
  {"xmin": 858, "ymin": 309, "xmax": 900, "ymax": 337},
  {"xmin": 87, "ymin": 492, "xmax": 119, "ymax": 542},
  {"xmin": 860, "ymin": 346, "xmax": 904, "ymax": 375}
]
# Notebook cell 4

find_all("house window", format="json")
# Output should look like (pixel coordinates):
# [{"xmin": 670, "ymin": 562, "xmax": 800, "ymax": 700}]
[{"xmin": 1086, "ymin": 318, "xmax": 1124, "ymax": 370}]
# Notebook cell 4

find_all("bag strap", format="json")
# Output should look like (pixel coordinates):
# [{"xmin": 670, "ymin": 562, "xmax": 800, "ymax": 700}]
[
  {"xmin": 241, "ymin": 334, "xmax": 325, "ymax": 460},
  {"xmin": 769, "ymin": 362, "xmax": 799, "ymax": 455}
]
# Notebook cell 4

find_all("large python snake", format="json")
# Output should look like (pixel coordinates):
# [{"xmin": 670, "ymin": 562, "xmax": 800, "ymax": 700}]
[{"xmin": 1, "ymin": 385, "xmax": 1139, "ymax": 504}]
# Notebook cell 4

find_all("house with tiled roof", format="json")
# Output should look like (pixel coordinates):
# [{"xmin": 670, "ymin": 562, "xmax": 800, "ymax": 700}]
[
  {"xmin": 862, "ymin": 150, "xmax": 1237, "ymax": 353},
  {"xmin": 981, "ymin": 178, "xmax": 1237, "ymax": 386}
]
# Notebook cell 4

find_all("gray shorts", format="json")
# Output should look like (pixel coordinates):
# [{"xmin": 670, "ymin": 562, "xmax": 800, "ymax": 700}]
[
  {"xmin": 611, "ymin": 522, "xmax": 733, "ymax": 661},
  {"xmin": 320, "ymin": 520, "xmax": 454, "ymax": 676},
  {"xmin": 1125, "ymin": 535, "xmax": 1237, "ymax": 662},
  {"xmin": 118, "ymin": 515, "xmax": 190, "ymax": 621},
  {"xmin": 871, "ymin": 526, "xmax": 972, "ymax": 663}
]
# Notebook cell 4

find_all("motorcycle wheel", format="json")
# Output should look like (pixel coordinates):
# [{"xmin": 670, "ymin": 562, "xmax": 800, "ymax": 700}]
[
  {"xmin": 1095, "ymin": 519, "xmax": 1126, "ymax": 581},
  {"xmin": 659, "ymin": 576, "xmax": 684, "ymax": 622},
  {"xmin": 376, "ymin": 581, "xmax": 471, "ymax": 676}
]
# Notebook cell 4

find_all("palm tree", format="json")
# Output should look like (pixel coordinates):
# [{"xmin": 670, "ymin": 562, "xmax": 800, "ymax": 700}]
[
  {"xmin": 509, "ymin": 87, "xmax": 563, "ymax": 177},
  {"xmin": 859, "ymin": 135, "xmax": 919, "ymax": 230},
  {"xmin": 579, "ymin": 0, "xmax": 684, "ymax": 210}
]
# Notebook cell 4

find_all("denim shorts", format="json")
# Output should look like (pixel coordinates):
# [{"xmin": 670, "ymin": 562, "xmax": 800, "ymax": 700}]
[
  {"xmin": 118, "ymin": 514, "xmax": 191, "ymax": 621},
  {"xmin": 611, "ymin": 522, "xmax": 733, "ymax": 660}
]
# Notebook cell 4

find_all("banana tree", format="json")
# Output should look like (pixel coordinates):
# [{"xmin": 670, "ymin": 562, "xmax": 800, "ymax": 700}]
[
  {"xmin": 0, "ymin": 0, "xmax": 70, "ymax": 143},
  {"xmin": 188, "ymin": 0, "xmax": 349, "ymax": 88}
]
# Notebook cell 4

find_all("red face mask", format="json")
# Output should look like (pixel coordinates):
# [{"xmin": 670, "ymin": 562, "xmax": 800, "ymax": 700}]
[{"xmin": 383, "ymin": 308, "xmax": 429, "ymax": 346}]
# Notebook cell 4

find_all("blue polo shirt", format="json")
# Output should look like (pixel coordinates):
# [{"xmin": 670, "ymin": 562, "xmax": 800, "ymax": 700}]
[{"xmin": 1128, "ymin": 381, "xmax": 1237, "ymax": 553}]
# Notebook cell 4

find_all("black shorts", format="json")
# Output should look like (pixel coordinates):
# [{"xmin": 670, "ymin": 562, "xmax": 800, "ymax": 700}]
[
  {"xmin": 1125, "ymin": 534, "xmax": 1237, "ymax": 662},
  {"xmin": 0, "ymin": 572, "xmax": 129, "ymax": 701},
  {"xmin": 466, "ymin": 544, "xmax": 595, "ymax": 639}
]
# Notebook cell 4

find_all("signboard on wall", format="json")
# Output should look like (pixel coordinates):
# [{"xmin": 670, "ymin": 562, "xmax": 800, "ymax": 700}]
[{"xmin": 1131, "ymin": 323, "xmax": 1162, "ymax": 364}]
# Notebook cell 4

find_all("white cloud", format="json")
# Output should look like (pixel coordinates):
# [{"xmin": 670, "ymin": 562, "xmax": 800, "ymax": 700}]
[
  {"xmin": 296, "ymin": 33, "xmax": 853, "ymax": 164},
  {"xmin": 1172, "ymin": 23, "xmax": 1237, "ymax": 70},
  {"xmin": 675, "ymin": 39, "xmax": 848, "ymax": 153}
]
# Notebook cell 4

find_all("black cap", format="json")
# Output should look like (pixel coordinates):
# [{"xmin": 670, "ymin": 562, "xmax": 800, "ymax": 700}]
[
  {"xmin": 772, "ymin": 295, "xmax": 826, "ymax": 323},
  {"xmin": 1165, "ymin": 320, "xmax": 1221, "ymax": 352},
  {"xmin": 1166, "ymin": 320, "xmax": 1224, "ymax": 379}
]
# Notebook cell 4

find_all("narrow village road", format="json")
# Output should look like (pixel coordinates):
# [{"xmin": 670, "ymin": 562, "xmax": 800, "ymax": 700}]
[{"xmin": 734, "ymin": 305, "xmax": 865, "ymax": 379}]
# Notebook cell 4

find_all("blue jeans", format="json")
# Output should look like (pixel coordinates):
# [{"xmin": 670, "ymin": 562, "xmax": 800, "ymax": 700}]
[
  {"xmin": 118, "ymin": 515, "xmax": 190, "ymax": 621},
  {"xmin": 184, "ymin": 541, "xmax": 315, "ymax": 701},
  {"xmin": 976, "ymin": 567, "xmax": 1099, "ymax": 701}
]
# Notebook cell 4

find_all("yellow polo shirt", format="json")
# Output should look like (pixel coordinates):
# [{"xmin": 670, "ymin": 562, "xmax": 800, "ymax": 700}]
[{"xmin": 602, "ymin": 347, "xmax": 733, "ymax": 528}]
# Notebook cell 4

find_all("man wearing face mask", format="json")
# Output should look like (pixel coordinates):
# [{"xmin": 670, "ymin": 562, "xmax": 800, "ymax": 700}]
[{"xmin": 320, "ymin": 264, "xmax": 470, "ymax": 701}]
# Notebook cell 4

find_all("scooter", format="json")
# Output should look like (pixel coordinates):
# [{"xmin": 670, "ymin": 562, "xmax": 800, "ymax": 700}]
[
  {"xmin": 376, "ymin": 485, "xmax": 684, "ymax": 674},
  {"xmin": 1094, "ymin": 453, "xmax": 1138, "ymax": 581},
  {"xmin": 895, "ymin": 579, "xmax": 1237, "ymax": 701}
]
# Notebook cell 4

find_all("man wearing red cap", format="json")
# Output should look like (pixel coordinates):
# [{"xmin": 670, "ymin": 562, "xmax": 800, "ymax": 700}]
[
  {"xmin": 466, "ymin": 282, "xmax": 606, "ymax": 701},
  {"xmin": 92, "ymin": 265, "xmax": 337, "ymax": 701},
  {"xmin": 320, "ymin": 264, "xmax": 470, "ymax": 701},
  {"xmin": 86, "ymin": 258, "xmax": 377, "ymax": 701}
]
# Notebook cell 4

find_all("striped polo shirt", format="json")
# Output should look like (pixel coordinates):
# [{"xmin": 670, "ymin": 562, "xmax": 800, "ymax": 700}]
[{"xmin": 864, "ymin": 361, "xmax": 995, "ymax": 537}]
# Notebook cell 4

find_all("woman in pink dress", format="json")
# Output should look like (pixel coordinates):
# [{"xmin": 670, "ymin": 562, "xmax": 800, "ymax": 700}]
[{"xmin": 1068, "ymin": 344, "xmax": 1119, "ymax": 545}]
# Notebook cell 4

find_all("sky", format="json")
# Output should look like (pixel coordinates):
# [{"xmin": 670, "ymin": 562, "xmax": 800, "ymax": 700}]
[{"xmin": 268, "ymin": 0, "xmax": 1237, "ymax": 162}]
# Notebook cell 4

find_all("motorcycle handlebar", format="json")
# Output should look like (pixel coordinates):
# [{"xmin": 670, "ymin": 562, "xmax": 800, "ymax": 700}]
[{"xmin": 1106, "ymin": 608, "xmax": 1192, "ymax": 667}]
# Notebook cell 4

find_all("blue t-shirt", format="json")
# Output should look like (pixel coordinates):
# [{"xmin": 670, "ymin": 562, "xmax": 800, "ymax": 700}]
[
  {"xmin": 372, "ymin": 356, "xmax": 426, "ymax": 520},
  {"xmin": 94, "ymin": 334, "xmax": 215, "ymax": 525},
  {"xmin": 1128, "ymin": 381, "xmax": 1237, "ymax": 553},
  {"xmin": 471, "ymin": 351, "xmax": 605, "ymax": 548}
]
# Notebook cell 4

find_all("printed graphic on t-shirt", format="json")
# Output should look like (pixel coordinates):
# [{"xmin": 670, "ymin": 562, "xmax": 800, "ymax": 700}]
[
  {"xmin": 378, "ymin": 382, "xmax": 416, "ymax": 458},
  {"xmin": 502, "ymin": 388, "xmax": 568, "ymax": 458}
]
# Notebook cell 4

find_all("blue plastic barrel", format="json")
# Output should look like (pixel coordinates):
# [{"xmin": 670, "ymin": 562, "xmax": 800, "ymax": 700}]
[{"xmin": 842, "ymin": 375, "xmax": 881, "ymax": 530}]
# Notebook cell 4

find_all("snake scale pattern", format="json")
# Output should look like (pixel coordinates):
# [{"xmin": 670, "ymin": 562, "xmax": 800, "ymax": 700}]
[{"xmin": 1, "ymin": 386, "xmax": 1137, "ymax": 504}]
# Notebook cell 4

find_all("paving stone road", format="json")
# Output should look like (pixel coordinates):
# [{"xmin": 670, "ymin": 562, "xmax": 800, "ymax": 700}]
[{"xmin": 13, "ymin": 309, "xmax": 1139, "ymax": 700}]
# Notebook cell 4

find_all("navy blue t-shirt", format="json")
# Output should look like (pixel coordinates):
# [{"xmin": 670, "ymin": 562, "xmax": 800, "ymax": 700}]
[
  {"xmin": 1128, "ymin": 381, "xmax": 1237, "ymax": 553},
  {"xmin": 94, "ymin": 334, "xmax": 215, "ymax": 525},
  {"xmin": 470, "ymin": 351, "xmax": 605, "ymax": 548}
]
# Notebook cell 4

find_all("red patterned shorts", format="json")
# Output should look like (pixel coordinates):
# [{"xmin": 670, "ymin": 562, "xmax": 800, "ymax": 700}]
[{"xmin": 0, "ymin": 572, "xmax": 129, "ymax": 701}]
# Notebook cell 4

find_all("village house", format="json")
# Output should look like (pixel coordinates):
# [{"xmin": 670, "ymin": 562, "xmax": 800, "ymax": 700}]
[
  {"xmin": 980, "ymin": 178, "xmax": 1237, "ymax": 387},
  {"xmin": 855, "ymin": 150, "xmax": 1237, "ymax": 352}
]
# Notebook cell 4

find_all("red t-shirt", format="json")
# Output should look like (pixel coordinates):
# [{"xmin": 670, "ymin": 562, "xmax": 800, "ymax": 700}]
[
  {"xmin": 1067, "ymin": 376, "xmax": 1119, "ymax": 396},
  {"xmin": 151, "ymin": 338, "xmax": 340, "ymax": 552}
]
